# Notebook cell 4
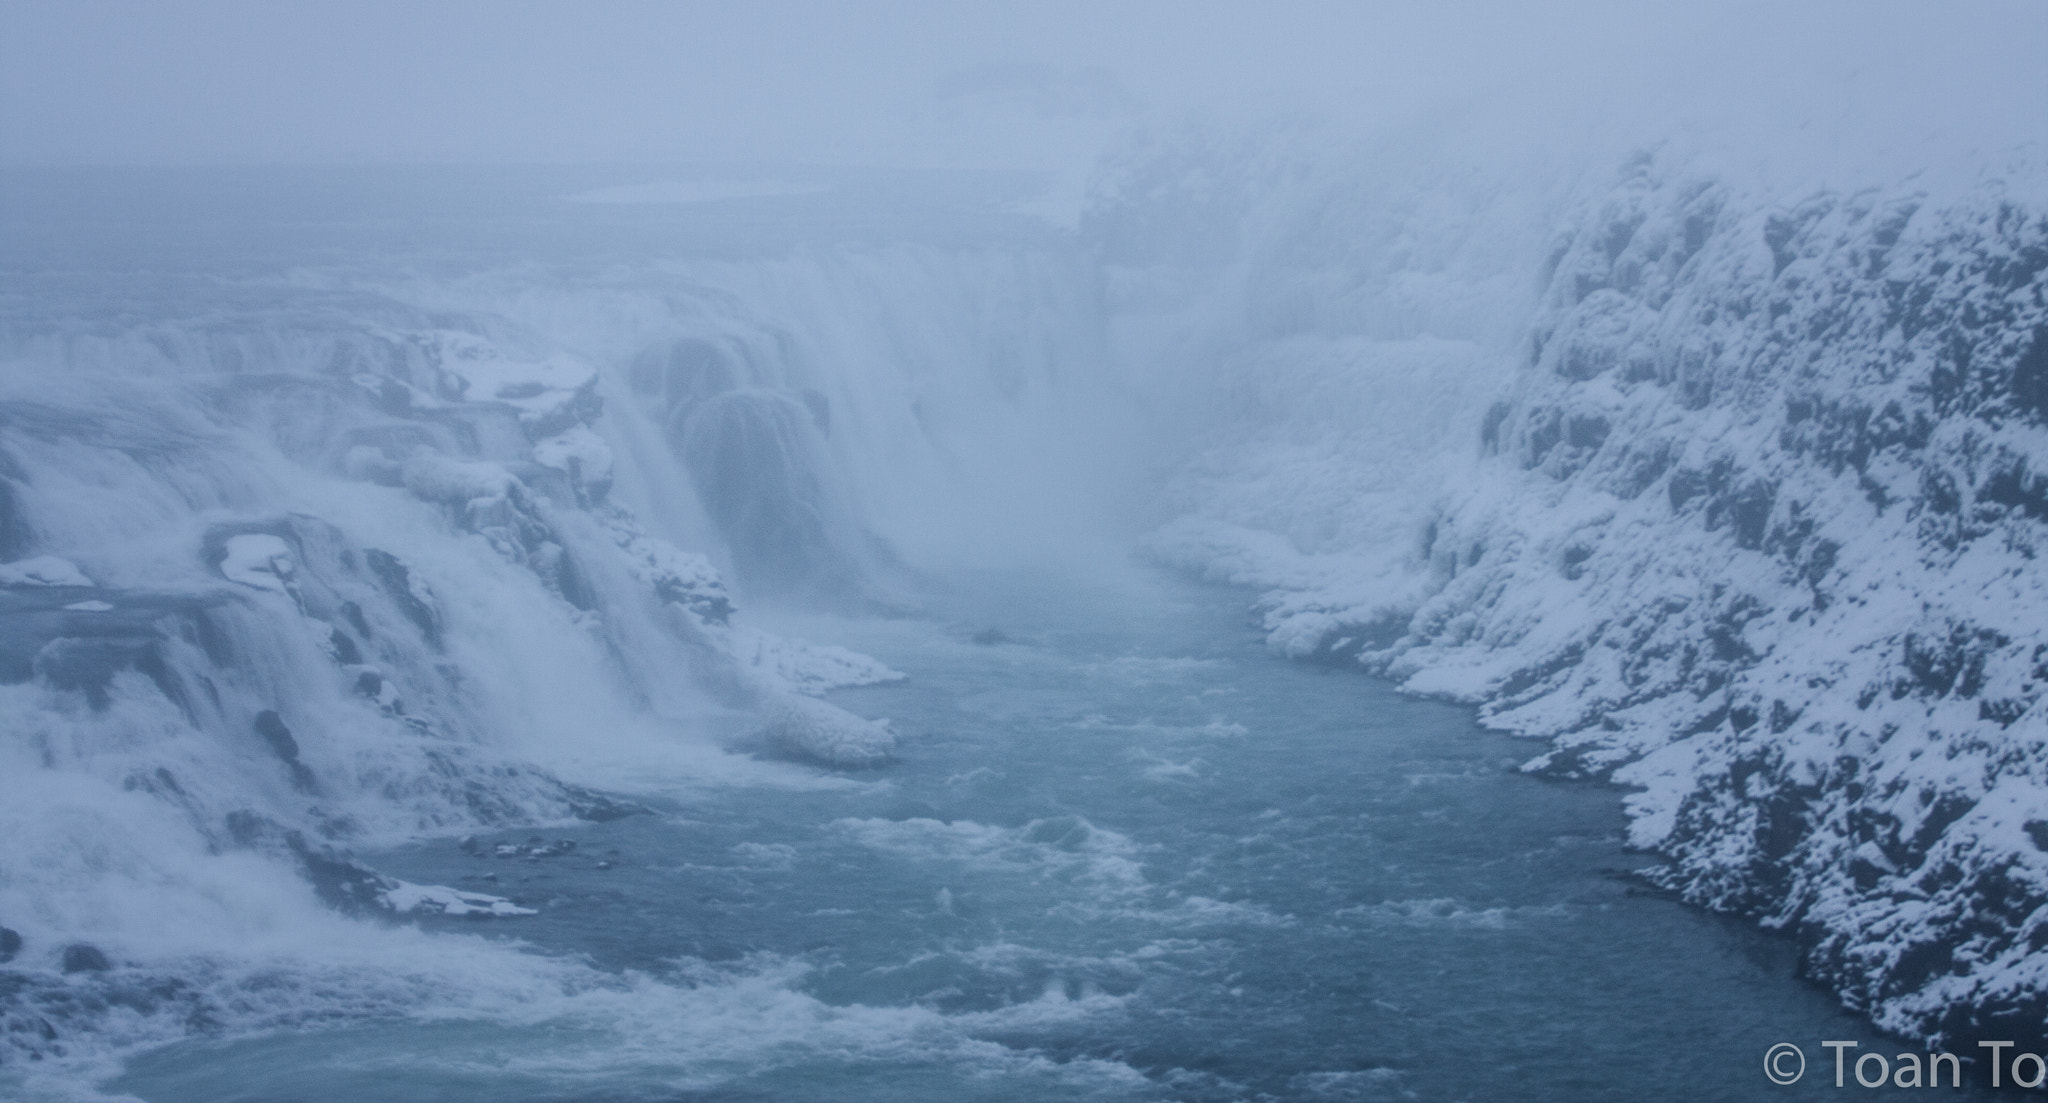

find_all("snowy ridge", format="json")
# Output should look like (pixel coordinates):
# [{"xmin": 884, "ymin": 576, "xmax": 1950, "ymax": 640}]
[{"xmin": 1149, "ymin": 153, "xmax": 2048, "ymax": 1047}]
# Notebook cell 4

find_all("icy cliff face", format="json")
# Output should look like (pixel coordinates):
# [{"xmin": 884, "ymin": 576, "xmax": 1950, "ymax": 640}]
[{"xmin": 1148, "ymin": 153, "xmax": 2048, "ymax": 1047}]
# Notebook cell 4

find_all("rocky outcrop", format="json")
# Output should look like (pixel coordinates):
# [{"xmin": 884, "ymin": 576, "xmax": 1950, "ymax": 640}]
[{"xmin": 291, "ymin": 838, "xmax": 534, "ymax": 919}]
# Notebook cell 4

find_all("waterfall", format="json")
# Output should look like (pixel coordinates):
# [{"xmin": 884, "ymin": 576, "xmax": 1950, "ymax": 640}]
[{"xmin": 0, "ymin": 177, "xmax": 1127, "ymax": 1076}]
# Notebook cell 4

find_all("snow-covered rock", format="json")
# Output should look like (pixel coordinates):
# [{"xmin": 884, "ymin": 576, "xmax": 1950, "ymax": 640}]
[
  {"xmin": 755, "ymin": 694, "xmax": 895, "ymax": 767},
  {"xmin": 721, "ymin": 625, "xmax": 905, "ymax": 697},
  {"xmin": 602, "ymin": 513, "xmax": 734, "ymax": 625},
  {"xmin": 533, "ymin": 425, "xmax": 614, "ymax": 498},
  {"xmin": 297, "ymin": 842, "xmax": 535, "ymax": 917},
  {"xmin": 217, "ymin": 534, "xmax": 296, "ymax": 592},
  {"xmin": 0, "ymin": 556, "xmax": 92, "ymax": 587},
  {"xmin": 423, "ymin": 330, "xmax": 599, "ymax": 438},
  {"xmin": 379, "ymin": 879, "xmax": 536, "ymax": 918},
  {"xmin": 400, "ymin": 453, "xmax": 520, "ymax": 505}
]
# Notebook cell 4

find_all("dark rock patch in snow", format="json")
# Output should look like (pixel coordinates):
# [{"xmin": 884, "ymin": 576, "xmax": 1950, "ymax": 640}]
[{"xmin": 60, "ymin": 945, "xmax": 109, "ymax": 975}]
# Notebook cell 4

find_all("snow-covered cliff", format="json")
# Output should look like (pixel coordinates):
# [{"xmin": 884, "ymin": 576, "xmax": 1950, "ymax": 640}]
[{"xmin": 1148, "ymin": 150, "xmax": 2048, "ymax": 1048}]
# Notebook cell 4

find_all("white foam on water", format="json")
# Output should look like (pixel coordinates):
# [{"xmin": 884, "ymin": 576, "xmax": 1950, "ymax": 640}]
[
  {"xmin": 1333, "ymin": 898, "xmax": 1573, "ymax": 932},
  {"xmin": 832, "ymin": 816, "xmax": 1150, "ymax": 894},
  {"xmin": 44, "ymin": 947, "xmax": 1150, "ymax": 1102},
  {"xmin": 1052, "ymin": 893, "xmax": 1297, "ymax": 932}
]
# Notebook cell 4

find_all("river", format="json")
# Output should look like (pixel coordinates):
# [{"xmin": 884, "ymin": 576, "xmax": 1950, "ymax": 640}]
[{"xmin": 107, "ymin": 567, "xmax": 1936, "ymax": 1101}]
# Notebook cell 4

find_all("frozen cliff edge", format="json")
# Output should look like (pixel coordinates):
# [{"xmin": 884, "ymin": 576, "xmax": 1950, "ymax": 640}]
[{"xmin": 1154, "ymin": 157, "xmax": 2048, "ymax": 1049}]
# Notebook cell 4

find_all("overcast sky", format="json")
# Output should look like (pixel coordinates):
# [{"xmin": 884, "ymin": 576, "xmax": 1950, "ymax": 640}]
[{"xmin": 2, "ymin": 1, "xmax": 2043, "ymax": 174}]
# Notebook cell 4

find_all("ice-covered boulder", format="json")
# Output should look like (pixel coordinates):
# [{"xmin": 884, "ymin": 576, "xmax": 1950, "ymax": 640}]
[
  {"xmin": 723, "ymin": 625, "xmax": 904, "ymax": 696},
  {"xmin": 755, "ymin": 695, "xmax": 895, "ymax": 768}
]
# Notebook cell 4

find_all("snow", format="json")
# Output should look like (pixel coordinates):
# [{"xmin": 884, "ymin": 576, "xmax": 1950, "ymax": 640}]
[
  {"xmin": 532, "ymin": 425, "xmax": 614, "ymax": 487},
  {"xmin": 400, "ymin": 453, "xmax": 520, "ymax": 504},
  {"xmin": 601, "ymin": 514, "xmax": 733, "ymax": 623},
  {"xmin": 217, "ymin": 535, "xmax": 295, "ymax": 592},
  {"xmin": 756, "ymin": 695, "xmax": 896, "ymax": 768},
  {"xmin": 423, "ymin": 330, "xmax": 597, "ymax": 434},
  {"xmin": 0, "ymin": 556, "xmax": 92, "ymax": 587},
  {"xmin": 721, "ymin": 626, "xmax": 905, "ymax": 697},
  {"xmin": 379, "ymin": 879, "xmax": 536, "ymax": 918}
]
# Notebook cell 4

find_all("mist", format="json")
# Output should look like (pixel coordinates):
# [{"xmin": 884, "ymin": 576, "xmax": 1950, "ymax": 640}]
[{"xmin": 8, "ymin": 3, "xmax": 2040, "ymax": 176}]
